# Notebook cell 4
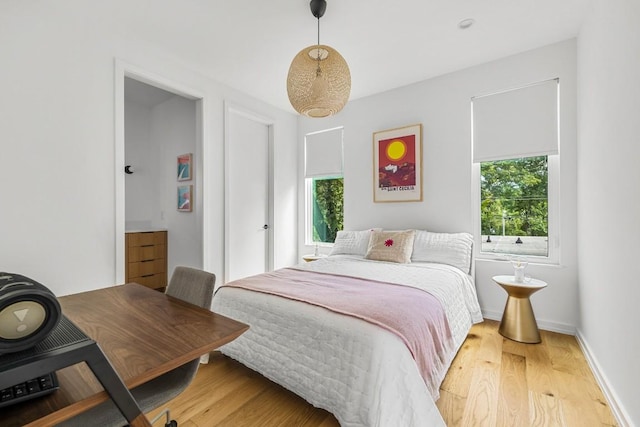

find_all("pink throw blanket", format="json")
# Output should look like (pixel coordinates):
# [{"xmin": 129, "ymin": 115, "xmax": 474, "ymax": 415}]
[{"xmin": 219, "ymin": 268, "xmax": 454, "ymax": 385}]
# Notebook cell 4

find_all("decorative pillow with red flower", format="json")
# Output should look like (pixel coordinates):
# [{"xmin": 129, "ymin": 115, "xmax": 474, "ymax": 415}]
[{"xmin": 365, "ymin": 230, "xmax": 415, "ymax": 263}]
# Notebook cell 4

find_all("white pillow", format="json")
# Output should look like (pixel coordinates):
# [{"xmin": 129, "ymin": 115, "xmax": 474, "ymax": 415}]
[
  {"xmin": 411, "ymin": 230, "xmax": 473, "ymax": 273},
  {"xmin": 329, "ymin": 229, "xmax": 380, "ymax": 257}
]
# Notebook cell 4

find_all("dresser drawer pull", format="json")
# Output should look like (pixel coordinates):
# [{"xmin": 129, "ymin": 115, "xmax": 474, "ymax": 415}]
[{"xmin": 141, "ymin": 274, "xmax": 154, "ymax": 278}]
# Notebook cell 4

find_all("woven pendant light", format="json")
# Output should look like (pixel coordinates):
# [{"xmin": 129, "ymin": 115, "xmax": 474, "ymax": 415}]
[{"xmin": 287, "ymin": 0, "xmax": 351, "ymax": 118}]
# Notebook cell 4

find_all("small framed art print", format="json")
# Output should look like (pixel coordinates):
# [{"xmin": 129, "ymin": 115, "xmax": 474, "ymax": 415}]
[
  {"xmin": 177, "ymin": 185, "xmax": 193, "ymax": 212},
  {"xmin": 177, "ymin": 153, "xmax": 192, "ymax": 181}
]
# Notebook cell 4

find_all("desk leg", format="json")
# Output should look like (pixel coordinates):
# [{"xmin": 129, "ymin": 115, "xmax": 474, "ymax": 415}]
[
  {"xmin": 498, "ymin": 296, "xmax": 542, "ymax": 344},
  {"xmin": 84, "ymin": 344, "xmax": 152, "ymax": 427}
]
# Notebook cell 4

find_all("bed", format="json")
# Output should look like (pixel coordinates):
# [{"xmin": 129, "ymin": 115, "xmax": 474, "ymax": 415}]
[{"xmin": 212, "ymin": 229, "xmax": 483, "ymax": 426}]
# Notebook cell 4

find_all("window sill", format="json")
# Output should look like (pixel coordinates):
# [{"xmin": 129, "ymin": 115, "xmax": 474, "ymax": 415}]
[{"xmin": 475, "ymin": 255, "xmax": 561, "ymax": 267}]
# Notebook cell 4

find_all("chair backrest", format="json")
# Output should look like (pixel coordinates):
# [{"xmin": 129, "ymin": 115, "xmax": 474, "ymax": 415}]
[{"xmin": 165, "ymin": 266, "xmax": 216, "ymax": 309}]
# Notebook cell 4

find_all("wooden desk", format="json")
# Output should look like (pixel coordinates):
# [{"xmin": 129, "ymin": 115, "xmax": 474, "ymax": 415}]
[{"xmin": 1, "ymin": 283, "xmax": 248, "ymax": 427}]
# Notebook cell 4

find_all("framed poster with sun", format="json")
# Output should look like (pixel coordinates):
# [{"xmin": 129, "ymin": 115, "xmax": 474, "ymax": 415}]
[{"xmin": 373, "ymin": 123, "xmax": 423, "ymax": 202}]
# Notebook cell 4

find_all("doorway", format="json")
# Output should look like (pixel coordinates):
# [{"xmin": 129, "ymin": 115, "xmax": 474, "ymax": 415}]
[
  {"xmin": 224, "ymin": 104, "xmax": 274, "ymax": 283},
  {"xmin": 115, "ymin": 61, "xmax": 205, "ymax": 285}
]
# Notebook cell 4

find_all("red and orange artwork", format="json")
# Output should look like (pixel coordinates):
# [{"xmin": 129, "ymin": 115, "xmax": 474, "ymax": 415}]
[
  {"xmin": 377, "ymin": 134, "xmax": 416, "ymax": 189},
  {"xmin": 373, "ymin": 123, "xmax": 422, "ymax": 203}
]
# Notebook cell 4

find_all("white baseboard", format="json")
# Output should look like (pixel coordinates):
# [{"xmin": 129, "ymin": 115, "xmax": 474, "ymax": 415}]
[
  {"xmin": 481, "ymin": 309, "xmax": 576, "ymax": 335},
  {"xmin": 575, "ymin": 330, "xmax": 634, "ymax": 427}
]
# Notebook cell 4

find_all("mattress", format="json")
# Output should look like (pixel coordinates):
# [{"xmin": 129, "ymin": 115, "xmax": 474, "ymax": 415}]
[{"xmin": 212, "ymin": 256, "xmax": 482, "ymax": 426}]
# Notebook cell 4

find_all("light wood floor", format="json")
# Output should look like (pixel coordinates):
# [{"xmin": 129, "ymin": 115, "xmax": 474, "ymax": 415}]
[{"xmin": 147, "ymin": 319, "xmax": 617, "ymax": 426}]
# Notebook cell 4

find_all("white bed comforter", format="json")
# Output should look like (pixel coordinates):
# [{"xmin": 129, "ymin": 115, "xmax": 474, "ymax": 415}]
[{"xmin": 212, "ymin": 256, "xmax": 482, "ymax": 427}]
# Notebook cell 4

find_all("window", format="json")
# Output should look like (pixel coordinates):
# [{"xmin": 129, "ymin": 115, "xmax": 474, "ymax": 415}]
[
  {"xmin": 480, "ymin": 156, "xmax": 549, "ymax": 257},
  {"xmin": 308, "ymin": 176, "xmax": 344, "ymax": 243},
  {"xmin": 472, "ymin": 79, "xmax": 559, "ymax": 262},
  {"xmin": 304, "ymin": 128, "xmax": 344, "ymax": 245}
]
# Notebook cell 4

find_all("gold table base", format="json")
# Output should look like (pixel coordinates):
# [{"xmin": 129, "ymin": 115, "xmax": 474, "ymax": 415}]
[
  {"xmin": 498, "ymin": 295, "xmax": 541, "ymax": 343},
  {"xmin": 494, "ymin": 277, "xmax": 547, "ymax": 344}
]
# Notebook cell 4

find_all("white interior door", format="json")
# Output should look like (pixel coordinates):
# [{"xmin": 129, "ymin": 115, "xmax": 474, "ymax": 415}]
[{"xmin": 225, "ymin": 106, "xmax": 272, "ymax": 283}]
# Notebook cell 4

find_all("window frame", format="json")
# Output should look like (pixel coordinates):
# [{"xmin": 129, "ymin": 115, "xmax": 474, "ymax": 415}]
[{"xmin": 472, "ymin": 154, "xmax": 560, "ymax": 264}]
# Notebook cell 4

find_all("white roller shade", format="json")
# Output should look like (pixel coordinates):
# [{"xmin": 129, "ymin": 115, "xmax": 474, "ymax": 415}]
[
  {"xmin": 304, "ymin": 128, "xmax": 343, "ymax": 178},
  {"xmin": 472, "ymin": 79, "xmax": 559, "ymax": 162}
]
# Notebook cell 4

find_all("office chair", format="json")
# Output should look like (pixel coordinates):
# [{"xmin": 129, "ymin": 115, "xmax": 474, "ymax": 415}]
[{"xmin": 59, "ymin": 267, "xmax": 216, "ymax": 427}]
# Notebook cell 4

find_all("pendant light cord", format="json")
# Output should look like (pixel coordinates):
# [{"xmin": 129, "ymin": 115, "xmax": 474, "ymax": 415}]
[{"xmin": 316, "ymin": 16, "xmax": 321, "ymax": 74}]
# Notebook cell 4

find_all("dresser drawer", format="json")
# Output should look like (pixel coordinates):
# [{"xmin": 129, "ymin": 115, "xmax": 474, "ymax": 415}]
[
  {"xmin": 129, "ymin": 273, "xmax": 165, "ymax": 290},
  {"xmin": 128, "ymin": 259, "xmax": 165, "ymax": 278},
  {"xmin": 127, "ymin": 231, "xmax": 167, "ymax": 247},
  {"xmin": 128, "ymin": 232, "xmax": 155, "ymax": 247},
  {"xmin": 127, "ymin": 245, "xmax": 156, "ymax": 263}
]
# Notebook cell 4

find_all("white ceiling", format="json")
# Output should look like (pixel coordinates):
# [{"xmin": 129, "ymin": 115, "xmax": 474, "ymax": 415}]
[
  {"xmin": 7, "ymin": 0, "xmax": 592, "ymax": 113},
  {"xmin": 125, "ymin": 77, "xmax": 177, "ymax": 108},
  {"xmin": 121, "ymin": 0, "xmax": 590, "ymax": 113}
]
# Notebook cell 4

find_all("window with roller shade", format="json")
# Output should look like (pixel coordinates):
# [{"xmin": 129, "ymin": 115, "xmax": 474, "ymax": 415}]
[
  {"xmin": 304, "ymin": 128, "xmax": 344, "ymax": 244},
  {"xmin": 472, "ymin": 79, "xmax": 559, "ymax": 261}
]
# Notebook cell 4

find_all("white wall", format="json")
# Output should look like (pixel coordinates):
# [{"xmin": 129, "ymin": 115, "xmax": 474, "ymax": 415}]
[
  {"xmin": 577, "ymin": 0, "xmax": 640, "ymax": 425},
  {"xmin": 299, "ymin": 40, "xmax": 579, "ymax": 333},
  {"xmin": 151, "ymin": 96, "xmax": 202, "ymax": 275},
  {"xmin": 0, "ymin": 3, "xmax": 298, "ymax": 296},
  {"xmin": 124, "ymin": 100, "xmax": 162, "ymax": 228}
]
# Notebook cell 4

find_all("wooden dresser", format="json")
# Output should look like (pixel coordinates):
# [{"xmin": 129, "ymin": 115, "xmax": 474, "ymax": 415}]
[{"xmin": 125, "ymin": 230, "xmax": 167, "ymax": 290}]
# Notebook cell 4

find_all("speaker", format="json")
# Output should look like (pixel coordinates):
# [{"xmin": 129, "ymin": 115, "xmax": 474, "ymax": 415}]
[{"xmin": 0, "ymin": 273, "xmax": 62, "ymax": 354}]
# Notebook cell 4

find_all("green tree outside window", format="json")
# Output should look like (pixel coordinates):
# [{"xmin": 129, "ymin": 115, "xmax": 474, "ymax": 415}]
[
  {"xmin": 312, "ymin": 177, "xmax": 344, "ymax": 243},
  {"xmin": 480, "ymin": 156, "xmax": 548, "ymax": 239}
]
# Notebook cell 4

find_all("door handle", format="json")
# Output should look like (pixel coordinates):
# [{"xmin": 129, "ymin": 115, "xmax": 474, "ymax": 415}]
[{"xmin": 263, "ymin": 224, "xmax": 269, "ymax": 230}]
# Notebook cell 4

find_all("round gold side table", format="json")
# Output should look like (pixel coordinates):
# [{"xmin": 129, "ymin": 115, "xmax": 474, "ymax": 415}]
[
  {"xmin": 302, "ymin": 254, "xmax": 327, "ymax": 262},
  {"xmin": 493, "ymin": 275, "xmax": 548, "ymax": 344}
]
